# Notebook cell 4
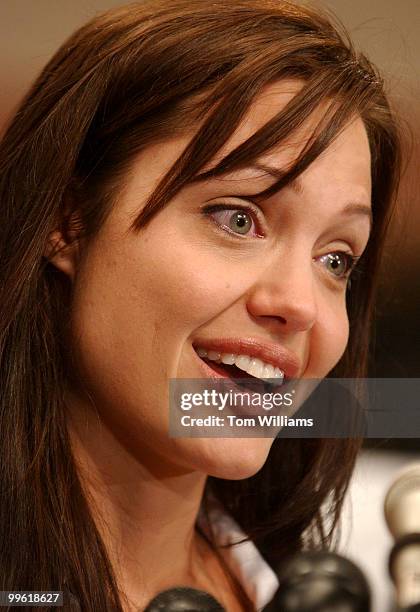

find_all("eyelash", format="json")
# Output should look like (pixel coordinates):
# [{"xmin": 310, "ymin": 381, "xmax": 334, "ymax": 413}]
[{"xmin": 201, "ymin": 203, "xmax": 362, "ymax": 282}]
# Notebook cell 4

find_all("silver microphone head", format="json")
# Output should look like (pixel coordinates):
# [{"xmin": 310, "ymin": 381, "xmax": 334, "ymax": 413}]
[
  {"xmin": 384, "ymin": 464, "xmax": 420, "ymax": 609},
  {"xmin": 384, "ymin": 464, "xmax": 420, "ymax": 539}
]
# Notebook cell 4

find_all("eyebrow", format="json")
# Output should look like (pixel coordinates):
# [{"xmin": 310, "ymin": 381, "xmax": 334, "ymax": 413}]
[{"xmin": 249, "ymin": 162, "xmax": 373, "ymax": 228}]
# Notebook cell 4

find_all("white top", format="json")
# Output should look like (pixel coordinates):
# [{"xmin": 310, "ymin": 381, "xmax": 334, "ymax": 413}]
[{"xmin": 197, "ymin": 500, "xmax": 279, "ymax": 611}]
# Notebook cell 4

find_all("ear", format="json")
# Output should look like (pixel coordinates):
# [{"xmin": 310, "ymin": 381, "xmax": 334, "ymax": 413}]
[{"xmin": 43, "ymin": 212, "xmax": 83, "ymax": 282}]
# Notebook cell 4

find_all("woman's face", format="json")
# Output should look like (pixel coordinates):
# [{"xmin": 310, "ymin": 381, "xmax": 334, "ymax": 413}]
[{"xmin": 62, "ymin": 82, "xmax": 372, "ymax": 480}]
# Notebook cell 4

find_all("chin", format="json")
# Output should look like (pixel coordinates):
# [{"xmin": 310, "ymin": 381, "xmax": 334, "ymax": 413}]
[{"xmin": 193, "ymin": 437, "xmax": 273, "ymax": 481}]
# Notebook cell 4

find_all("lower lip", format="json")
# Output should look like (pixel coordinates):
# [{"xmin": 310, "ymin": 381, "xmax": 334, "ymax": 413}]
[{"xmin": 192, "ymin": 349, "xmax": 285, "ymax": 418}]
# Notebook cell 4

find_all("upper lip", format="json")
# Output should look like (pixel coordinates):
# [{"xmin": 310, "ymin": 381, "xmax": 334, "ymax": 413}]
[{"xmin": 192, "ymin": 336, "xmax": 302, "ymax": 379}]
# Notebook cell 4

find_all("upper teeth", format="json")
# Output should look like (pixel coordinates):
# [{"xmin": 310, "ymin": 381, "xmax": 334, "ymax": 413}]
[{"xmin": 196, "ymin": 347, "xmax": 285, "ymax": 383}]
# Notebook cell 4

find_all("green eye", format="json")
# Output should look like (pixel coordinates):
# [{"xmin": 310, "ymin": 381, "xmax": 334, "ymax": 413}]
[
  {"xmin": 319, "ymin": 252, "xmax": 356, "ymax": 279},
  {"xmin": 203, "ymin": 205, "xmax": 261, "ymax": 237},
  {"xmin": 228, "ymin": 211, "xmax": 252, "ymax": 234}
]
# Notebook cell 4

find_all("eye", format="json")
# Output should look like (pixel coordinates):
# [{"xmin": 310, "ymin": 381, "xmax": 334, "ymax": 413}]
[
  {"xmin": 202, "ymin": 204, "xmax": 263, "ymax": 238},
  {"xmin": 318, "ymin": 251, "xmax": 360, "ymax": 280}
]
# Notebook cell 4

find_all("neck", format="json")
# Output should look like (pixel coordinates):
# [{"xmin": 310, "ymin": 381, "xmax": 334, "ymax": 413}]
[{"xmin": 65, "ymin": 389, "xmax": 216, "ymax": 609}]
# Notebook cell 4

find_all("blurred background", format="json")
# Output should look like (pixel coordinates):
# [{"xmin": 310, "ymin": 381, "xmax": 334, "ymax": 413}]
[{"xmin": 0, "ymin": 2, "xmax": 418, "ymax": 611}]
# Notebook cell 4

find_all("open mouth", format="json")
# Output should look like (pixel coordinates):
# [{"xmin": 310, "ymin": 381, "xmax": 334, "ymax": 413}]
[{"xmin": 195, "ymin": 352, "xmax": 287, "ymax": 394}]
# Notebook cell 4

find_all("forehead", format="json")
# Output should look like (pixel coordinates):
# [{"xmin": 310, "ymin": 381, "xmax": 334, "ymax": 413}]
[
  {"xmin": 201, "ymin": 79, "xmax": 370, "ymax": 183},
  {"xmin": 115, "ymin": 79, "xmax": 371, "ymax": 233},
  {"xmin": 199, "ymin": 79, "xmax": 371, "ymax": 201},
  {"xmin": 201, "ymin": 79, "xmax": 305, "ymax": 172}
]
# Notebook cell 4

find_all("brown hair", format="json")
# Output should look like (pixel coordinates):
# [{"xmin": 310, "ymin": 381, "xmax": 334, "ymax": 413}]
[{"xmin": 0, "ymin": 0, "xmax": 401, "ymax": 609}]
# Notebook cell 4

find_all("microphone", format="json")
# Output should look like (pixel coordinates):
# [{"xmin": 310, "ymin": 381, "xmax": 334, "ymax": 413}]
[
  {"xmin": 143, "ymin": 587, "xmax": 225, "ymax": 611},
  {"xmin": 385, "ymin": 464, "xmax": 420, "ymax": 611},
  {"xmin": 141, "ymin": 552, "xmax": 371, "ymax": 611},
  {"xmin": 262, "ymin": 551, "xmax": 371, "ymax": 611}
]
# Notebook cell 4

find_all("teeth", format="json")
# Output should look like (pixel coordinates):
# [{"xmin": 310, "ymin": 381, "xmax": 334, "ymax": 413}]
[
  {"xmin": 207, "ymin": 350, "xmax": 221, "ymax": 363},
  {"xmin": 235, "ymin": 355, "xmax": 251, "ymax": 371},
  {"xmin": 273, "ymin": 367, "xmax": 285, "ymax": 380},
  {"xmin": 246, "ymin": 358, "xmax": 264, "ymax": 378},
  {"xmin": 195, "ymin": 347, "xmax": 285, "ymax": 383},
  {"xmin": 262, "ymin": 364, "xmax": 275, "ymax": 378},
  {"xmin": 221, "ymin": 353, "xmax": 236, "ymax": 365}
]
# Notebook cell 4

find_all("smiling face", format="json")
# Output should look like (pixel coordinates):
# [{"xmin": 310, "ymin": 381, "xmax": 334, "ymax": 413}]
[{"xmin": 59, "ymin": 81, "xmax": 372, "ymax": 480}]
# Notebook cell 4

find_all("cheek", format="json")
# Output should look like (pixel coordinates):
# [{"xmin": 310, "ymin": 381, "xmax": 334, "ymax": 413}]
[
  {"xmin": 309, "ymin": 295, "xmax": 350, "ymax": 377},
  {"xmin": 67, "ymin": 228, "xmax": 254, "ymax": 404},
  {"xmin": 120, "ymin": 228, "xmax": 257, "ymax": 336}
]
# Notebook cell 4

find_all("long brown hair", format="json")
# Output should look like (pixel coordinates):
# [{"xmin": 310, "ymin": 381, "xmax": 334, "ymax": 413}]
[{"xmin": 0, "ymin": 0, "xmax": 401, "ymax": 609}]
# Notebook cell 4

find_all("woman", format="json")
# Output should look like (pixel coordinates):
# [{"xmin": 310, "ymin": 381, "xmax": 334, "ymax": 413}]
[{"xmin": 0, "ymin": 0, "xmax": 401, "ymax": 610}]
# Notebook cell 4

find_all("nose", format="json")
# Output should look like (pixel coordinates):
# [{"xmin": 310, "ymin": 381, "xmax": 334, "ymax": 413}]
[{"xmin": 246, "ymin": 252, "xmax": 318, "ymax": 332}]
